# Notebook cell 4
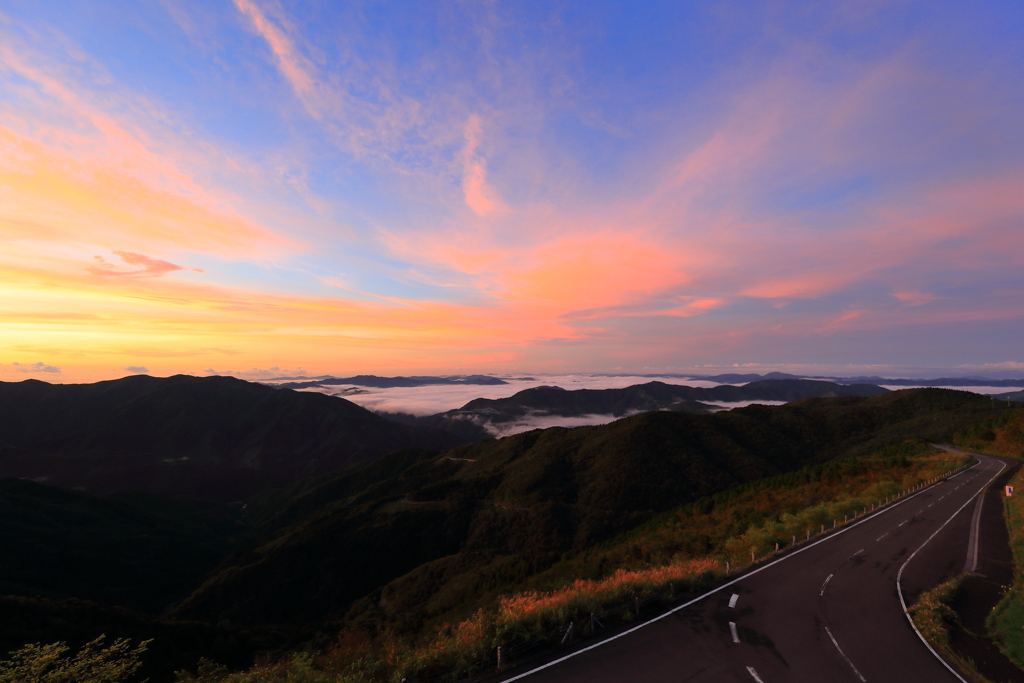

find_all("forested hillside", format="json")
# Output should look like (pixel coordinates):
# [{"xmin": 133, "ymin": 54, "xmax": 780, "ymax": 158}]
[
  {"xmin": 169, "ymin": 388, "xmax": 994, "ymax": 631},
  {"xmin": 0, "ymin": 375, "xmax": 463, "ymax": 501}
]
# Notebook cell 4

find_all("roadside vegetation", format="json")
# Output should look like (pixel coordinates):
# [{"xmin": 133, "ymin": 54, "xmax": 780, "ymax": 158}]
[
  {"xmin": 909, "ymin": 574, "xmax": 996, "ymax": 683},
  {"xmin": 0, "ymin": 636, "xmax": 149, "ymax": 683},
  {"xmin": 990, "ymin": 465, "xmax": 1024, "ymax": 668},
  {"xmin": 947, "ymin": 405, "xmax": 1024, "ymax": 677},
  {"xmin": 167, "ymin": 442, "xmax": 967, "ymax": 683}
]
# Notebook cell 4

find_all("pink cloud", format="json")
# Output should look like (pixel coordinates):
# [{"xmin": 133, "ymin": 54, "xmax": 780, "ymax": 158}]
[
  {"xmin": 88, "ymin": 251, "xmax": 187, "ymax": 278},
  {"xmin": 232, "ymin": 0, "xmax": 320, "ymax": 115},
  {"xmin": 461, "ymin": 115, "xmax": 507, "ymax": 216}
]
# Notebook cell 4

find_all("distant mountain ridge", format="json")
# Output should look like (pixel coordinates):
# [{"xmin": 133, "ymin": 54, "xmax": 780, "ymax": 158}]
[
  {"xmin": 0, "ymin": 375, "xmax": 463, "ymax": 501},
  {"xmin": 275, "ymin": 374, "xmax": 510, "ymax": 389},
  {"xmin": 593, "ymin": 371, "xmax": 1024, "ymax": 387}
]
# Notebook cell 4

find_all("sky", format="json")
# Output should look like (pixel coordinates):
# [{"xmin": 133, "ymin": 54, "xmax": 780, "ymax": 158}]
[{"xmin": 2, "ymin": 1, "xmax": 1023, "ymax": 384}]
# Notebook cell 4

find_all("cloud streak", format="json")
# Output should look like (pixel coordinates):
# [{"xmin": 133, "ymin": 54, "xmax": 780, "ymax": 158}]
[{"xmin": 0, "ymin": 1, "xmax": 1021, "ymax": 382}]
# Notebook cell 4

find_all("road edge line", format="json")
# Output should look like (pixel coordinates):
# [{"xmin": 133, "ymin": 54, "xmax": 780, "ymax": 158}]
[
  {"xmin": 499, "ymin": 458, "xmax": 977, "ymax": 682},
  {"xmin": 896, "ymin": 453, "xmax": 1005, "ymax": 683}
]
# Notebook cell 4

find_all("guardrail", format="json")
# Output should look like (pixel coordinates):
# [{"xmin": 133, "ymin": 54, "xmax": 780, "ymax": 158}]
[{"xmin": 408, "ymin": 459, "xmax": 973, "ymax": 683}]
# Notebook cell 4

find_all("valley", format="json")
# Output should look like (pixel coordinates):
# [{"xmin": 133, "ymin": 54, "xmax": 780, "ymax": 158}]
[{"xmin": 0, "ymin": 376, "xmax": 1021, "ymax": 682}]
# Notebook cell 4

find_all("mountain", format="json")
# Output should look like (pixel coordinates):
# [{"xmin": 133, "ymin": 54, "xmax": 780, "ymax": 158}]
[
  {"xmin": 387, "ymin": 379, "xmax": 888, "ymax": 441},
  {"xmin": 275, "ymin": 374, "xmax": 508, "ymax": 390},
  {"xmin": 821, "ymin": 376, "xmax": 1024, "ymax": 387},
  {"xmin": 993, "ymin": 390, "xmax": 1024, "ymax": 401},
  {"xmin": 0, "ymin": 375, "xmax": 463, "ymax": 501},
  {"xmin": 168, "ymin": 388, "xmax": 990, "ymax": 631},
  {"xmin": 0, "ymin": 478, "xmax": 241, "ymax": 614}
]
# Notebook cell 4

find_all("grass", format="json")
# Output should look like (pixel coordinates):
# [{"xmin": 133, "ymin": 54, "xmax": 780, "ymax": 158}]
[
  {"xmin": 987, "ymin": 464, "xmax": 1024, "ymax": 670},
  {"xmin": 910, "ymin": 574, "xmax": 997, "ymax": 683},
  {"xmin": 168, "ymin": 445, "xmax": 969, "ymax": 683}
]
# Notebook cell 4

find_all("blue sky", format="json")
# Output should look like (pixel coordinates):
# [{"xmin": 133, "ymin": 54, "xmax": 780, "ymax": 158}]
[{"xmin": 1, "ymin": 0, "xmax": 1022, "ymax": 382}]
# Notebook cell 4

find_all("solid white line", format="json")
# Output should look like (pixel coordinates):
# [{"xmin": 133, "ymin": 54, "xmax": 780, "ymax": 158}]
[
  {"xmin": 965, "ymin": 488, "xmax": 986, "ymax": 573},
  {"xmin": 819, "ymin": 573, "xmax": 833, "ymax": 596},
  {"xmin": 730, "ymin": 621, "xmax": 740, "ymax": 643},
  {"xmin": 729, "ymin": 593, "xmax": 739, "ymax": 608},
  {"xmin": 897, "ymin": 455, "xmax": 1005, "ymax": 683},
  {"xmin": 746, "ymin": 666, "xmax": 765, "ymax": 682},
  {"xmin": 825, "ymin": 626, "xmax": 867, "ymax": 682},
  {"xmin": 498, "ymin": 459, "xmax": 981, "ymax": 682}
]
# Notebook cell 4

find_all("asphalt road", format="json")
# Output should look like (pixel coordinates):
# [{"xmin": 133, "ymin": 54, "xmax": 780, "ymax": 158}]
[{"xmin": 500, "ymin": 451, "xmax": 1011, "ymax": 683}]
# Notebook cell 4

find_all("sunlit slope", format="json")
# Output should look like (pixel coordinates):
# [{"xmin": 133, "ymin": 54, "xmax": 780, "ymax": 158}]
[
  {"xmin": 169, "ymin": 388, "xmax": 995, "ymax": 629},
  {"xmin": 0, "ymin": 375, "xmax": 464, "ymax": 501}
]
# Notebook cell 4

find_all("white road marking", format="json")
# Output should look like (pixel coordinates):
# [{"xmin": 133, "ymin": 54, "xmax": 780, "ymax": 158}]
[
  {"xmin": 825, "ymin": 626, "xmax": 867, "ymax": 682},
  {"xmin": 497, "ymin": 455, "xmax": 981, "ymax": 683},
  {"xmin": 747, "ymin": 666, "xmax": 765, "ymax": 682},
  {"xmin": 899, "ymin": 519, "xmax": 908, "ymax": 526},
  {"xmin": 853, "ymin": 549, "xmax": 864, "ymax": 556},
  {"xmin": 898, "ymin": 452, "xmax": 1005, "ymax": 683},
  {"xmin": 927, "ymin": 504, "xmax": 933, "ymax": 508},
  {"xmin": 820, "ymin": 573, "xmax": 833, "ymax": 596},
  {"xmin": 965, "ymin": 491, "xmax": 986, "ymax": 573},
  {"xmin": 876, "ymin": 532, "xmax": 889, "ymax": 541},
  {"xmin": 730, "ymin": 621, "xmax": 740, "ymax": 643},
  {"xmin": 729, "ymin": 593, "xmax": 739, "ymax": 608}
]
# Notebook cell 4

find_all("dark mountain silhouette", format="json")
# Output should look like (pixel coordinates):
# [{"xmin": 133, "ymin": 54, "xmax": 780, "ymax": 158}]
[
  {"xmin": 993, "ymin": 390, "xmax": 1024, "ymax": 401},
  {"xmin": 823, "ymin": 376, "xmax": 1024, "ymax": 387},
  {"xmin": 168, "ymin": 388, "xmax": 989, "ymax": 631},
  {"xmin": 275, "ymin": 374, "xmax": 508, "ymax": 390},
  {"xmin": 0, "ymin": 375, "xmax": 463, "ymax": 501},
  {"xmin": 385, "ymin": 379, "xmax": 888, "ymax": 441},
  {"xmin": 0, "ymin": 478, "xmax": 241, "ymax": 614}
]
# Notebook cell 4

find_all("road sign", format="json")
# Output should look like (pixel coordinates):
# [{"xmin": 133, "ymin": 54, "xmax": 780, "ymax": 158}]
[{"xmin": 1007, "ymin": 486, "xmax": 1014, "ymax": 497}]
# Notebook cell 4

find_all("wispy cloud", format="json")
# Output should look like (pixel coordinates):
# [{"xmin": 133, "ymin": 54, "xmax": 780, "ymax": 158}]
[
  {"xmin": 88, "ymin": 251, "xmax": 193, "ymax": 278},
  {"xmin": 2, "ymin": 362, "xmax": 62, "ymax": 374}
]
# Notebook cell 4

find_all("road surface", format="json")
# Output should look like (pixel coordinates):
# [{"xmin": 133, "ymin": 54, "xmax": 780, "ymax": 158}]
[{"xmin": 500, "ymin": 450, "xmax": 1012, "ymax": 683}]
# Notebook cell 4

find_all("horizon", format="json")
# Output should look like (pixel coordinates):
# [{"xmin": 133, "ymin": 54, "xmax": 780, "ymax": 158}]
[{"xmin": 2, "ymin": 1, "xmax": 1022, "ymax": 384}]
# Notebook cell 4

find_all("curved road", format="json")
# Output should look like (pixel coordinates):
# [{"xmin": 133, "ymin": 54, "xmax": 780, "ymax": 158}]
[{"xmin": 500, "ymin": 450, "xmax": 1013, "ymax": 683}]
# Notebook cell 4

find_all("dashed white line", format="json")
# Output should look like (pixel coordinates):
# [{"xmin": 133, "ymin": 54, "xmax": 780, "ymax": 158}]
[
  {"xmin": 746, "ymin": 666, "xmax": 766, "ymax": 682},
  {"xmin": 729, "ymin": 593, "xmax": 739, "ymax": 608},
  {"xmin": 820, "ymin": 573, "xmax": 833, "ymax": 596},
  {"xmin": 853, "ymin": 549, "xmax": 864, "ymax": 556},
  {"xmin": 899, "ymin": 520, "xmax": 908, "ymax": 526},
  {"xmin": 876, "ymin": 532, "xmax": 889, "ymax": 541},
  {"xmin": 825, "ymin": 626, "xmax": 867, "ymax": 682},
  {"xmin": 730, "ymin": 621, "xmax": 740, "ymax": 643}
]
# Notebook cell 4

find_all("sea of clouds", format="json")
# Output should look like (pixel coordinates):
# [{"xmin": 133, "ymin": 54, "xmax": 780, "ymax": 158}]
[
  {"xmin": 290, "ymin": 374, "xmax": 726, "ymax": 415},
  {"xmin": 275, "ymin": 374, "xmax": 1020, "ymax": 437}
]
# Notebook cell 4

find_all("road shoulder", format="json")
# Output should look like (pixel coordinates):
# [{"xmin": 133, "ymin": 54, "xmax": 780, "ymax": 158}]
[{"xmin": 947, "ymin": 462, "xmax": 1024, "ymax": 682}]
